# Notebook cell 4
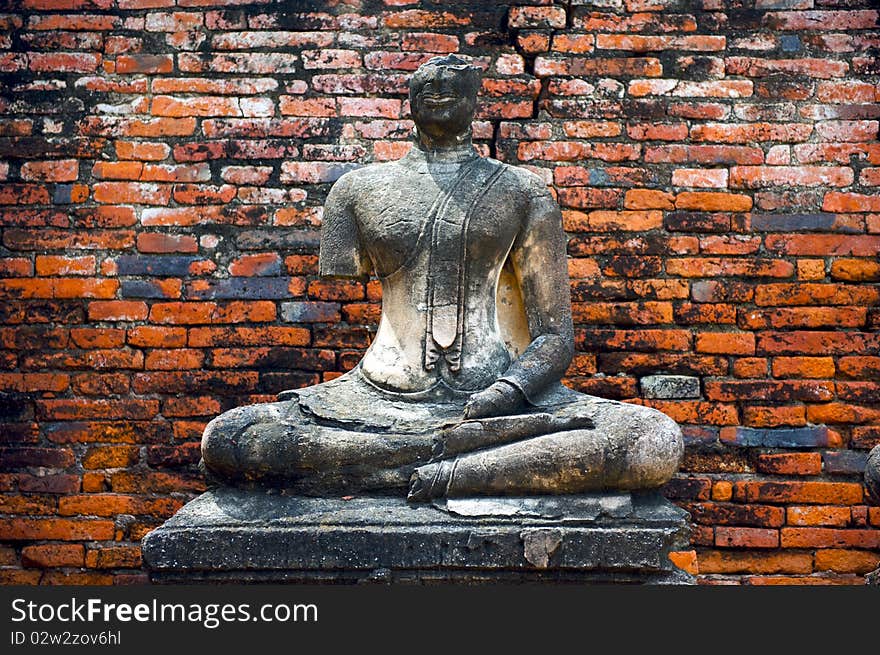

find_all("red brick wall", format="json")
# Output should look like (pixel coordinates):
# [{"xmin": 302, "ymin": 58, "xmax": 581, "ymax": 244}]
[{"xmin": 1, "ymin": 0, "xmax": 879, "ymax": 585}]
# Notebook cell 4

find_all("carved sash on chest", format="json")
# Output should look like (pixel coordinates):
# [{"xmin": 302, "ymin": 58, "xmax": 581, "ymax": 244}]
[{"xmin": 423, "ymin": 158, "xmax": 507, "ymax": 373}]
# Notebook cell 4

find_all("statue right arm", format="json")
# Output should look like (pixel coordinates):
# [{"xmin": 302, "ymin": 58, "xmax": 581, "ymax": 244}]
[
  {"xmin": 497, "ymin": 173, "xmax": 575, "ymax": 402},
  {"xmin": 464, "ymin": 169, "xmax": 575, "ymax": 418},
  {"xmin": 318, "ymin": 172, "xmax": 371, "ymax": 279}
]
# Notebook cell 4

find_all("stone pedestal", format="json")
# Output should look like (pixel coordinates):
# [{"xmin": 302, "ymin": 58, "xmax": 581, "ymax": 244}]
[{"xmin": 142, "ymin": 488, "xmax": 694, "ymax": 584}]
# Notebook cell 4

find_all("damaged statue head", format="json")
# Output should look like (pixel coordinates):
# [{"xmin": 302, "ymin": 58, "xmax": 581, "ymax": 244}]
[{"xmin": 201, "ymin": 54, "xmax": 684, "ymax": 501}]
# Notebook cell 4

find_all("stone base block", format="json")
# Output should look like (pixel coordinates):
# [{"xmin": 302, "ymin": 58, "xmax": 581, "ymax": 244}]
[{"xmin": 142, "ymin": 488, "xmax": 694, "ymax": 584}]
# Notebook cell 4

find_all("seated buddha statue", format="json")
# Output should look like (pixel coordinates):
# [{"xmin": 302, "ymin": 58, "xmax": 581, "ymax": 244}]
[{"xmin": 201, "ymin": 54, "xmax": 684, "ymax": 501}]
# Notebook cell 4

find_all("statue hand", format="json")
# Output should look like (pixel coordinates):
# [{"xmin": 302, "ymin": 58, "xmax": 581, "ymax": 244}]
[{"xmin": 464, "ymin": 380, "xmax": 524, "ymax": 420}]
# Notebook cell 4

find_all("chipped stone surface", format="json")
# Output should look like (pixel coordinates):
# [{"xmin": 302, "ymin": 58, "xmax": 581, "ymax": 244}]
[
  {"xmin": 435, "ymin": 494, "xmax": 632, "ymax": 520},
  {"xmin": 521, "ymin": 529, "xmax": 562, "ymax": 568},
  {"xmin": 143, "ymin": 488, "xmax": 694, "ymax": 584}
]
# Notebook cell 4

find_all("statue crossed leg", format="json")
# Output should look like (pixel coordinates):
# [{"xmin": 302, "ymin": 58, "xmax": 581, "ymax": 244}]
[{"xmin": 202, "ymin": 370, "xmax": 682, "ymax": 500}]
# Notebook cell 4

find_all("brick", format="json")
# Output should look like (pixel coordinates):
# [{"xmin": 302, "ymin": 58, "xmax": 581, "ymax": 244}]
[
  {"xmin": 722, "ymin": 426, "xmax": 833, "ymax": 449},
  {"xmin": 823, "ymin": 192, "xmax": 880, "ymax": 213},
  {"xmin": 116, "ymin": 54, "xmax": 173, "ymax": 74},
  {"xmin": 707, "ymin": 380, "xmax": 834, "ymax": 403},
  {"xmin": 162, "ymin": 397, "xmax": 221, "ymax": 417},
  {"xmin": 598, "ymin": 35, "xmax": 725, "ymax": 52},
  {"xmin": 690, "ymin": 503, "xmax": 784, "ymax": 528},
  {"xmin": 831, "ymin": 259, "xmax": 880, "ymax": 282},
  {"xmin": 814, "ymin": 549, "xmax": 880, "ymax": 574},
  {"xmin": 838, "ymin": 356, "xmax": 880, "ymax": 381},
  {"xmin": 691, "ymin": 122, "xmax": 813, "ymax": 143},
  {"xmin": 662, "ymin": 477, "xmax": 712, "ymax": 501},
  {"xmin": 671, "ymin": 168, "xmax": 728, "ymax": 188},
  {"xmin": 35, "ymin": 255, "xmax": 96, "ymax": 277},
  {"xmin": 756, "ymin": 453, "xmax": 822, "ymax": 476},
  {"xmin": 808, "ymin": 403, "xmax": 880, "ymax": 425},
  {"xmin": 646, "ymin": 145, "xmax": 763, "ymax": 165},
  {"xmin": 534, "ymin": 56, "xmax": 662, "ymax": 78},
  {"xmin": 1, "ymin": 446, "xmax": 74, "ymax": 469},
  {"xmin": 82, "ymin": 446, "xmax": 140, "ymax": 469},
  {"xmin": 110, "ymin": 471, "xmax": 204, "ymax": 494},
  {"xmin": 0, "ymin": 518, "xmax": 114, "ymax": 541},
  {"xmin": 712, "ymin": 481, "xmax": 733, "ymax": 502},
  {"xmin": 675, "ymin": 192, "xmax": 752, "ymax": 212},
  {"xmin": 20, "ymin": 160, "xmax": 79, "ymax": 182},
  {"xmin": 734, "ymin": 481, "xmax": 863, "ymax": 504},
  {"xmin": 787, "ymin": 506, "xmax": 852, "ymax": 528},
  {"xmin": 743, "ymin": 405, "xmax": 807, "ymax": 428},
  {"xmin": 668, "ymin": 550, "xmax": 698, "ymax": 576},
  {"xmin": 145, "ymin": 349, "xmax": 204, "ymax": 370},
  {"xmin": 188, "ymin": 326, "xmax": 310, "ymax": 347},
  {"xmin": 797, "ymin": 259, "xmax": 826, "ymax": 281},
  {"xmin": 88, "ymin": 301, "xmax": 148, "ymax": 321},
  {"xmin": 149, "ymin": 301, "xmax": 275, "ymax": 324},
  {"xmin": 726, "ymin": 56, "xmax": 848, "ymax": 79},
  {"xmin": 86, "ymin": 545, "xmax": 142, "ymax": 569},
  {"xmin": 644, "ymin": 400, "xmax": 738, "ymax": 425},
  {"xmin": 674, "ymin": 303, "xmax": 736, "ymax": 326},
  {"xmin": 780, "ymin": 528, "xmax": 880, "ymax": 549},
  {"xmin": 21, "ymin": 544, "xmax": 85, "ymax": 568},
  {"xmin": 695, "ymin": 332, "xmax": 755, "ymax": 355},
  {"xmin": 757, "ymin": 331, "xmax": 878, "ymax": 354},
  {"xmin": 715, "ymin": 527, "xmax": 779, "ymax": 548},
  {"xmin": 732, "ymin": 358, "xmax": 767, "ymax": 379},
  {"xmin": 730, "ymin": 166, "xmax": 853, "ymax": 188},
  {"xmin": 229, "ymin": 253, "xmax": 282, "ymax": 277},
  {"xmin": 765, "ymin": 234, "xmax": 880, "ymax": 257},
  {"xmin": 509, "ymin": 6, "xmax": 566, "ymax": 29},
  {"xmin": 59, "ymin": 494, "xmax": 182, "ymax": 518},
  {"xmin": 697, "ymin": 551, "xmax": 812, "ymax": 575},
  {"xmin": 146, "ymin": 443, "xmax": 201, "ymax": 467},
  {"xmin": 822, "ymin": 450, "xmax": 869, "ymax": 476},
  {"xmin": 623, "ymin": 189, "xmax": 674, "ymax": 210},
  {"xmin": 772, "ymin": 357, "xmax": 835, "ymax": 379}
]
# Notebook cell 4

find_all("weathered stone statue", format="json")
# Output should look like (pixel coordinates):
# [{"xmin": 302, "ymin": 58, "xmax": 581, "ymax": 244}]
[
  {"xmin": 866, "ymin": 445, "xmax": 880, "ymax": 506},
  {"xmin": 143, "ymin": 54, "xmax": 691, "ymax": 584},
  {"xmin": 199, "ymin": 54, "xmax": 684, "ymax": 500}
]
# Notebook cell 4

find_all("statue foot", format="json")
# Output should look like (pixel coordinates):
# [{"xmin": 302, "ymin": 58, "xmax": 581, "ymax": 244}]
[{"xmin": 406, "ymin": 460, "xmax": 454, "ymax": 503}]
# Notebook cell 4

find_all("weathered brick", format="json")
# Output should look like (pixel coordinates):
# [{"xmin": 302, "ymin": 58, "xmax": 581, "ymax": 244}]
[
  {"xmin": 822, "ymin": 450, "xmax": 869, "ymax": 476},
  {"xmin": 21, "ymin": 544, "xmax": 85, "ymax": 568},
  {"xmin": 743, "ymin": 405, "xmax": 807, "ymax": 428},
  {"xmin": 780, "ymin": 528, "xmax": 880, "ymax": 549},
  {"xmin": 690, "ymin": 503, "xmax": 785, "ymax": 528},
  {"xmin": 698, "ymin": 551, "xmax": 812, "ymax": 575},
  {"xmin": 0, "ymin": 518, "xmax": 115, "ymax": 541},
  {"xmin": 723, "ymin": 426, "xmax": 833, "ymax": 449},
  {"xmin": 715, "ymin": 527, "xmax": 779, "ymax": 549},
  {"xmin": 787, "ymin": 506, "xmax": 852, "ymax": 528},
  {"xmin": 756, "ymin": 452, "xmax": 822, "ymax": 476},
  {"xmin": 814, "ymin": 549, "xmax": 880, "ymax": 575},
  {"xmin": 734, "ymin": 481, "xmax": 863, "ymax": 504}
]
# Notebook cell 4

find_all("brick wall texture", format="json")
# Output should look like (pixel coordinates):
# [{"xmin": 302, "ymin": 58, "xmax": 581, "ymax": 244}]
[{"xmin": 1, "ymin": 0, "xmax": 879, "ymax": 585}]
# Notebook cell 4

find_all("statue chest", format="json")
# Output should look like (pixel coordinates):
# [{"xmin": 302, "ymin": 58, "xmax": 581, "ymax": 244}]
[{"xmin": 353, "ymin": 162, "xmax": 523, "ymax": 279}]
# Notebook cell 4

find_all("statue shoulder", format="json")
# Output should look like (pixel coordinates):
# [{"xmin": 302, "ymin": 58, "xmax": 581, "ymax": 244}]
[
  {"xmin": 327, "ymin": 162, "xmax": 398, "ymax": 205},
  {"xmin": 499, "ymin": 163, "xmax": 554, "ymax": 201}
]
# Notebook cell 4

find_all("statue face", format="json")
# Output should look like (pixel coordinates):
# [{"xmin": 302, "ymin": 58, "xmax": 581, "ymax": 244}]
[{"xmin": 409, "ymin": 58, "xmax": 481, "ymax": 143}]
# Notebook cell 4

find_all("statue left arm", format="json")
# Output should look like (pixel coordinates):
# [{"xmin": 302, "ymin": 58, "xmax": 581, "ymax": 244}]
[{"xmin": 464, "ymin": 177, "xmax": 574, "ymax": 418}]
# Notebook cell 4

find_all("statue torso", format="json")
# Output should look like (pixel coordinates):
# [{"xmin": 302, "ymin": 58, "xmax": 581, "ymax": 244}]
[{"xmin": 346, "ymin": 146, "xmax": 531, "ymax": 394}]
